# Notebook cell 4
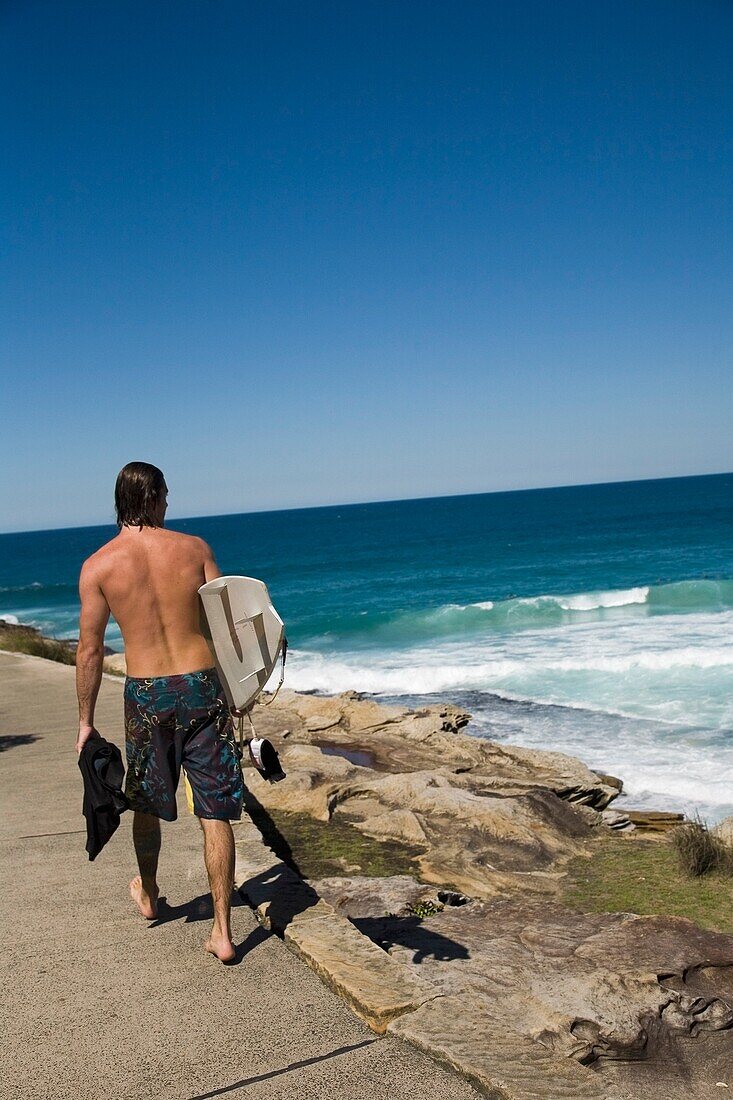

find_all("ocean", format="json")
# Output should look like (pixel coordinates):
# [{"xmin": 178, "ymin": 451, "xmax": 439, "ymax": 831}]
[{"xmin": 2, "ymin": 473, "xmax": 732, "ymax": 822}]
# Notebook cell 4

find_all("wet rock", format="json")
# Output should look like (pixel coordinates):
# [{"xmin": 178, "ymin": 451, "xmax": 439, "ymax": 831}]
[
  {"xmin": 594, "ymin": 771, "xmax": 624, "ymax": 793},
  {"xmin": 626, "ymin": 810, "xmax": 686, "ymax": 832},
  {"xmin": 600, "ymin": 809, "xmax": 634, "ymax": 831}
]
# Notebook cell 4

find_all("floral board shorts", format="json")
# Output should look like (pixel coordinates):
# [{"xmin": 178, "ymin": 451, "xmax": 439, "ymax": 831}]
[{"xmin": 123, "ymin": 668, "xmax": 245, "ymax": 822}]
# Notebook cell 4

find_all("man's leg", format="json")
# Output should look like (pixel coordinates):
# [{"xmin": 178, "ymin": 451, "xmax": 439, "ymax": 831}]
[
  {"xmin": 199, "ymin": 818, "xmax": 236, "ymax": 963},
  {"xmin": 130, "ymin": 811, "xmax": 161, "ymax": 919}
]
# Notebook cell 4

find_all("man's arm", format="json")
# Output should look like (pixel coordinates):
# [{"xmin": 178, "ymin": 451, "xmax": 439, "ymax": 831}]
[
  {"xmin": 201, "ymin": 539, "xmax": 222, "ymax": 583},
  {"xmin": 75, "ymin": 559, "xmax": 110, "ymax": 753}
]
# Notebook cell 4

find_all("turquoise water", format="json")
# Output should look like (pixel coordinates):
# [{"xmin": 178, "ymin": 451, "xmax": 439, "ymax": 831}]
[{"xmin": 2, "ymin": 473, "xmax": 732, "ymax": 821}]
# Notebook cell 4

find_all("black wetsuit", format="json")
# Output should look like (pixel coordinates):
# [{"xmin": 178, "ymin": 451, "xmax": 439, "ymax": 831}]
[{"xmin": 78, "ymin": 735, "xmax": 128, "ymax": 860}]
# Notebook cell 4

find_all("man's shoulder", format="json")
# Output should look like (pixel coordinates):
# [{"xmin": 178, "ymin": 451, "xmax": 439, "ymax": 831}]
[
  {"xmin": 79, "ymin": 537, "xmax": 120, "ymax": 582},
  {"xmin": 165, "ymin": 529, "xmax": 210, "ymax": 552},
  {"xmin": 83, "ymin": 537, "xmax": 118, "ymax": 567},
  {"xmin": 162, "ymin": 529, "xmax": 214, "ymax": 563}
]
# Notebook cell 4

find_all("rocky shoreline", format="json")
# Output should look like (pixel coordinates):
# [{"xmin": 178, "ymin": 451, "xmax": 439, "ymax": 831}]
[
  {"xmin": 249, "ymin": 689, "xmax": 690, "ymax": 896},
  {"xmin": 242, "ymin": 688, "xmax": 733, "ymax": 1098}
]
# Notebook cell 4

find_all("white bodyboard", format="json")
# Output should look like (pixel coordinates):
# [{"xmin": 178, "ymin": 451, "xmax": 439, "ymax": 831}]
[{"xmin": 198, "ymin": 576, "xmax": 285, "ymax": 713}]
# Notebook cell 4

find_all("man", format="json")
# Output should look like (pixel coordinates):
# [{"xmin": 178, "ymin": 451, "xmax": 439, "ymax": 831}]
[{"xmin": 75, "ymin": 461, "xmax": 244, "ymax": 964}]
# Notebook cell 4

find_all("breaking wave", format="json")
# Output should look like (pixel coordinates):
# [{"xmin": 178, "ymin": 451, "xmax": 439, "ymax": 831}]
[
  {"xmin": 309, "ymin": 578, "xmax": 733, "ymax": 646},
  {"xmin": 287, "ymin": 598, "xmax": 733, "ymax": 741},
  {"xmin": 287, "ymin": 643, "xmax": 733, "ymax": 695}
]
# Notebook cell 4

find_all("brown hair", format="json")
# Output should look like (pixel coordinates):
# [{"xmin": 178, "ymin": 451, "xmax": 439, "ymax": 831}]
[{"xmin": 114, "ymin": 462, "xmax": 167, "ymax": 529}]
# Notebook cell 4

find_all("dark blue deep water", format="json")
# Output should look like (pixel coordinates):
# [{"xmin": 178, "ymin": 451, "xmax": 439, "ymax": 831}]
[{"xmin": 2, "ymin": 473, "xmax": 732, "ymax": 819}]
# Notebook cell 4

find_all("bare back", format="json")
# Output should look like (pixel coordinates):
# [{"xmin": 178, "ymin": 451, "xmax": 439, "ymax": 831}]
[{"xmin": 83, "ymin": 527, "xmax": 220, "ymax": 677}]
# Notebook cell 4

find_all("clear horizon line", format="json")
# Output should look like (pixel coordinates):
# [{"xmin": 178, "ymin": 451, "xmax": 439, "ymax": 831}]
[{"xmin": 2, "ymin": 468, "xmax": 731, "ymax": 538}]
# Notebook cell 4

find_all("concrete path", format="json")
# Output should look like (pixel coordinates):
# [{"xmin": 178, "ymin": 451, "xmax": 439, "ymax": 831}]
[{"xmin": 0, "ymin": 651, "xmax": 478, "ymax": 1100}]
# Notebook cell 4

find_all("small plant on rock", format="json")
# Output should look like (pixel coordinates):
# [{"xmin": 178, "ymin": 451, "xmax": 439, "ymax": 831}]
[{"xmin": 405, "ymin": 899, "xmax": 444, "ymax": 919}]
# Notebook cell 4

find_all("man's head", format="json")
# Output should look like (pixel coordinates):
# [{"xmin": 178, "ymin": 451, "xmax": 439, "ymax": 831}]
[{"xmin": 115, "ymin": 462, "xmax": 168, "ymax": 530}]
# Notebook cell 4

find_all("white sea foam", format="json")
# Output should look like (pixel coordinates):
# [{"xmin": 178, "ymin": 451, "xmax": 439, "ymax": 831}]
[
  {"xmin": 0, "ymin": 613, "xmax": 20, "ymax": 625},
  {"xmin": 530, "ymin": 646, "xmax": 733, "ymax": 672},
  {"xmin": 556, "ymin": 586, "xmax": 649, "ymax": 611},
  {"xmin": 286, "ymin": 625, "xmax": 733, "ymax": 702},
  {"xmin": 462, "ymin": 586, "xmax": 650, "ymax": 614},
  {"xmin": 285, "ymin": 607, "xmax": 733, "ymax": 811},
  {"xmin": 285, "ymin": 646, "xmax": 733, "ymax": 821},
  {"xmin": 0, "ymin": 581, "xmax": 47, "ymax": 593},
  {"xmin": 455, "ymin": 590, "xmax": 651, "ymax": 616}
]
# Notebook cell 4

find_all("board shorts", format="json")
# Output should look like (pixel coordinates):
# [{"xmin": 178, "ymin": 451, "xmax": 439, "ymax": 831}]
[{"xmin": 123, "ymin": 667, "xmax": 245, "ymax": 822}]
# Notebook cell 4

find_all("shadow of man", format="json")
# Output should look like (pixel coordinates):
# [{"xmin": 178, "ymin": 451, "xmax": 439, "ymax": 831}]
[
  {"xmin": 353, "ymin": 914, "xmax": 471, "ymax": 964},
  {"xmin": 148, "ymin": 889, "xmax": 270, "ymax": 963},
  {"xmin": 237, "ymin": 787, "xmax": 322, "ymax": 932}
]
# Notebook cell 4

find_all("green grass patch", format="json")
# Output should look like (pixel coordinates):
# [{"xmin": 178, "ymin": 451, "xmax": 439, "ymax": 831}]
[
  {"xmin": 244, "ymin": 799, "xmax": 423, "ymax": 880},
  {"xmin": 562, "ymin": 834, "xmax": 733, "ymax": 933},
  {"xmin": 0, "ymin": 624, "xmax": 76, "ymax": 666}
]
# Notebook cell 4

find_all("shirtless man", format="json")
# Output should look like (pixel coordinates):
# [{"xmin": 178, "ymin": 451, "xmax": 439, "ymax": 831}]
[{"xmin": 75, "ymin": 461, "xmax": 244, "ymax": 963}]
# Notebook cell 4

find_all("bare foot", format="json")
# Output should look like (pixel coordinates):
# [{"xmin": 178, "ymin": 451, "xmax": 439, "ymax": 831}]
[
  {"xmin": 129, "ymin": 875, "xmax": 158, "ymax": 919},
  {"xmin": 205, "ymin": 931, "xmax": 236, "ymax": 964}
]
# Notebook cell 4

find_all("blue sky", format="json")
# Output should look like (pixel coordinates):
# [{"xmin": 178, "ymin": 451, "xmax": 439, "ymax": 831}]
[{"xmin": 2, "ymin": 0, "xmax": 731, "ymax": 532}]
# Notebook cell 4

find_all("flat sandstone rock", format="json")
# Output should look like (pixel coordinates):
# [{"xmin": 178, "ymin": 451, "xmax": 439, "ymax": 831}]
[
  {"xmin": 324, "ymin": 876, "xmax": 733, "ymax": 1098},
  {"xmin": 389, "ymin": 994, "xmax": 627, "ymax": 1100},
  {"xmin": 234, "ymin": 825, "xmax": 435, "ymax": 1033},
  {"xmin": 236, "ymin": 691, "xmax": 733, "ymax": 1096},
  {"xmin": 246, "ymin": 690, "xmax": 621, "ymax": 896}
]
